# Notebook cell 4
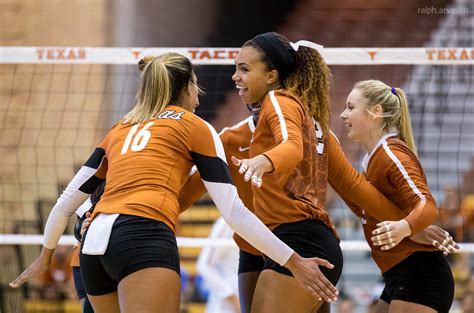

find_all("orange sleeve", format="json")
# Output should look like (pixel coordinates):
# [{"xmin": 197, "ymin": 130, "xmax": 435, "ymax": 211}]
[
  {"xmin": 179, "ymin": 126, "xmax": 236, "ymax": 213},
  {"xmin": 384, "ymin": 144, "xmax": 439, "ymax": 233},
  {"xmin": 261, "ymin": 93, "xmax": 304, "ymax": 172},
  {"xmin": 327, "ymin": 132, "xmax": 405, "ymax": 221},
  {"xmin": 178, "ymin": 170, "xmax": 207, "ymax": 213}
]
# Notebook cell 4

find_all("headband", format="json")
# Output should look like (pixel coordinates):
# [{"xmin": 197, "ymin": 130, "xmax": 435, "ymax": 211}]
[
  {"xmin": 252, "ymin": 33, "xmax": 295, "ymax": 82},
  {"xmin": 252, "ymin": 33, "xmax": 324, "ymax": 82}
]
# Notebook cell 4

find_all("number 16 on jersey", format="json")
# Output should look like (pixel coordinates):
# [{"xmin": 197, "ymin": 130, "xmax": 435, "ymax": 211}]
[{"xmin": 121, "ymin": 122, "xmax": 155, "ymax": 154}]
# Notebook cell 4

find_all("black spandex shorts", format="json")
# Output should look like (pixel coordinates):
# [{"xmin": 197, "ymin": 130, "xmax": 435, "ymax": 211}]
[
  {"xmin": 80, "ymin": 214, "xmax": 180, "ymax": 296},
  {"xmin": 380, "ymin": 251, "xmax": 454, "ymax": 313},
  {"xmin": 238, "ymin": 249, "xmax": 265, "ymax": 274},
  {"xmin": 263, "ymin": 219, "xmax": 343, "ymax": 286}
]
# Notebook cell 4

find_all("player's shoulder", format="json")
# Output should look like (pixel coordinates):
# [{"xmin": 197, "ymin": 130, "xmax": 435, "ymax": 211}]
[
  {"xmin": 273, "ymin": 90, "xmax": 302, "ymax": 105},
  {"xmin": 374, "ymin": 136, "xmax": 418, "ymax": 168},
  {"xmin": 261, "ymin": 90, "xmax": 306, "ymax": 124},
  {"xmin": 262, "ymin": 89, "xmax": 303, "ymax": 111},
  {"xmin": 329, "ymin": 130, "xmax": 341, "ymax": 145},
  {"xmin": 219, "ymin": 116, "xmax": 254, "ymax": 138},
  {"xmin": 384, "ymin": 137, "xmax": 416, "ymax": 159}
]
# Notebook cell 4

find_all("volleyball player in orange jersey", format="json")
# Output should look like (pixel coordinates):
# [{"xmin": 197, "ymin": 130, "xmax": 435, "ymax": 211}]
[
  {"xmin": 227, "ymin": 32, "xmax": 343, "ymax": 312},
  {"xmin": 340, "ymin": 80, "xmax": 456, "ymax": 313},
  {"xmin": 10, "ymin": 52, "xmax": 340, "ymax": 313}
]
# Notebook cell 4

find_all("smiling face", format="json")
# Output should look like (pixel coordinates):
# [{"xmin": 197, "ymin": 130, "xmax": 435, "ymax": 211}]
[
  {"xmin": 232, "ymin": 46, "xmax": 279, "ymax": 104},
  {"xmin": 340, "ymin": 88, "xmax": 382, "ymax": 146}
]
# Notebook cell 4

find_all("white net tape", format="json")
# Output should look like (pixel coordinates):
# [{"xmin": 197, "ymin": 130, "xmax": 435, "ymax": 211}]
[
  {"xmin": 1, "ymin": 47, "xmax": 474, "ymax": 65},
  {"xmin": 1, "ymin": 235, "xmax": 473, "ymax": 253}
]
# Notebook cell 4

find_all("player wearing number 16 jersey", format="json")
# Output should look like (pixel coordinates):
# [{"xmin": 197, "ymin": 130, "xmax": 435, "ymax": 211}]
[{"xmin": 10, "ymin": 52, "xmax": 335, "ymax": 313}]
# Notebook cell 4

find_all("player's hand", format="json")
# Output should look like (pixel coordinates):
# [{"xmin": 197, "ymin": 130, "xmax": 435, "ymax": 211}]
[
  {"xmin": 284, "ymin": 252, "xmax": 338, "ymax": 303},
  {"xmin": 231, "ymin": 155, "xmax": 273, "ymax": 188},
  {"xmin": 80, "ymin": 212, "xmax": 92, "ymax": 237},
  {"xmin": 372, "ymin": 219, "xmax": 412, "ymax": 250},
  {"xmin": 410, "ymin": 225, "xmax": 459, "ymax": 255},
  {"xmin": 9, "ymin": 247, "xmax": 54, "ymax": 288}
]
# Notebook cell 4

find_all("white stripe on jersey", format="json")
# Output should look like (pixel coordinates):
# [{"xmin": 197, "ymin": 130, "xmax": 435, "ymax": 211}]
[
  {"xmin": 362, "ymin": 133, "xmax": 397, "ymax": 171},
  {"xmin": 246, "ymin": 116, "xmax": 256, "ymax": 133},
  {"xmin": 203, "ymin": 120, "xmax": 228, "ymax": 164},
  {"xmin": 269, "ymin": 91, "xmax": 288, "ymax": 142},
  {"xmin": 230, "ymin": 117, "xmax": 250, "ymax": 130},
  {"xmin": 218, "ymin": 116, "xmax": 255, "ymax": 136},
  {"xmin": 381, "ymin": 142, "xmax": 427, "ymax": 206}
]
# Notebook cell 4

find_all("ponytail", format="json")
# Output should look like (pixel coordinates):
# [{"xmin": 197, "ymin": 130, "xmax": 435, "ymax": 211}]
[
  {"xmin": 354, "ymin": 80, "xmax": 417, "ymax": 155},
  {"xmin": 125, "ymin": 53, "xmax": 195, "ymax": 124},
  {"xmin": 284, "ymin": 46, "xmax": 331, "ymax": 133},
  {"xmin": 395, "ymin": 88, "xmax": 417, "ymax": 155}
]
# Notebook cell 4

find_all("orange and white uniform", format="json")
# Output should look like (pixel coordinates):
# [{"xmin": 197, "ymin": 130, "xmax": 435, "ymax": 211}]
[
  {"xmin": 249, "ymin": 90, "xmax": 336, "ymax": 233},
  {"xmin": 42, "ymin": 105, "xmax": 295, "ymax": 266},
  {"xmin": 347, "ymin": 133, "xmax": 439, "ymax": 273}
]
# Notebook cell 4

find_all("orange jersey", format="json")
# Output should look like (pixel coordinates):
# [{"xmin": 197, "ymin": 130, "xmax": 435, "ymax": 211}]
[
  {"xmin": 44, "ymin": 106, "xmax": 294, "ymax": 265},
  {"xmin": 219, "ymin": 117, "xmax": 255, "ymax": 211},
  {"xmin": 93, "ymin": 105, "xmax": 232, "ymax": 232},
  {"xmin": 179, "ymin": 116, "xmax": 255, "ymax": 212},
  {"xmin": 327, "ymin": 133, "xmax": 406, "ymax": 222},
  {"xmin": 250, "ymin": 90, "xmax": 336, "ymax": 234},
  {"xmin": 353, "ymin": 134, "xmax": 439, "ymax": 273},
  {"xmin": 220, "ymin": 118, "xmax": 260, "ymax": 255},
  {"xmin": 179, "ymin": 116, "xmax": 260, "ymax": 255}
]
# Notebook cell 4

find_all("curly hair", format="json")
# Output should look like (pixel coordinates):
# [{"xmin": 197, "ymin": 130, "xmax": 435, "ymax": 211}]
[{"xmin": 284, "ymin": 44, "xmax": 332, "ymax": 133}]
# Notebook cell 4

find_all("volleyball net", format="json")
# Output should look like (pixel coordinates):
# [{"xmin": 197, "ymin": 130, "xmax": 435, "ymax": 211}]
[
  {"xmin": 1, "ymin": 47, "xmax": 473, "ymax": 249},
  {"xmin": 1, "ymin": 45, "xmax": 473, "ymax": 312}
]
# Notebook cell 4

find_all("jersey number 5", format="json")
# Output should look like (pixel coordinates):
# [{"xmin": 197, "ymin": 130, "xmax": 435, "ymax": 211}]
[{"xmin": 121, "ymin": 122, "xmax": 155, "ymax": 154}]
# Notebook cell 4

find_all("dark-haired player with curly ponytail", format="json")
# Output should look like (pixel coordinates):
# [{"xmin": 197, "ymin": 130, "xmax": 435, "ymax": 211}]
[{"xmin": 231, "ymin": 32, "xmax": 341, "ymax": 312}]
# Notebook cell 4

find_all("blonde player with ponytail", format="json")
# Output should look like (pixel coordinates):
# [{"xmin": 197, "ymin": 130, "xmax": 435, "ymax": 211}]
[{"xmin": 340, "ymin": 80, "xmax": 454, "ymax": 313}]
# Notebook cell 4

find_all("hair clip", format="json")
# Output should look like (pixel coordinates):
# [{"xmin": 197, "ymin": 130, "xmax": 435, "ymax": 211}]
[
  {"xmin": 289, "ymin": 40, "xmax": 324, "ymax": 52},
  {"xmin": 391, "ymin": 87, "xmax": 397, "ymax": 95}
]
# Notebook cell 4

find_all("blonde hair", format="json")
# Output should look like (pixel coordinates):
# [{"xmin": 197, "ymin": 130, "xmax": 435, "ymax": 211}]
[
  {"xmin": 125, "ymin": 53, "xmax": 195, "ymax": 124},
  {"xmin": 354, "ymin": 80, "xmax": 417, "ymax": 155}
]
